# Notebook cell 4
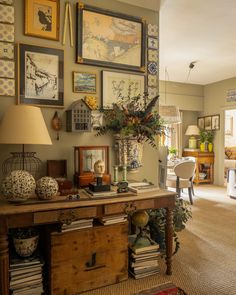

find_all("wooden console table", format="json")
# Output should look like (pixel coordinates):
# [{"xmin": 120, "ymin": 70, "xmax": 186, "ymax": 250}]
[{"xmin": 0, "ymin": 189, "xmax": 176, "ymax": 295}]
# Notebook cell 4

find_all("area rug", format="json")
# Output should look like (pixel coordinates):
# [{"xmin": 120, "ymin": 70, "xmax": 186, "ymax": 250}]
[{"xmin": 134, "ymin": 282, "xmax": 187, "ymax": 295}]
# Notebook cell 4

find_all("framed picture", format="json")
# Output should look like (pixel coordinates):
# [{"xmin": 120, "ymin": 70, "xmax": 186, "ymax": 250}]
[
  {"xmin": 225, "ymin": 115, "xmax": 233, "ymax": 136},
  {"xmin": 76, "ymin": 3, "xmax": 146, "ymax": 72},
  {"xmin": 18, "ymin": 43, "xmax": 64, "ymax": 107},
  {"xmin": 204, "ymin": 116, "xmax": 212, "ymax": 130},
  {"xmin": 25, "ymin": 0, "xmax": 60, "ymax": 40},
  {"xmin": 101, "ymin": 70, "xmax": 145, "ymax": 109},
  {"xmin": 73, "ymin": 72, "xmax": 96, "ymax": 93},
  {"xmin": 211, "ymin": 114, "xmax": 220, "ymax": 130},
  {"xmin": 75, "ymin": 146, "xmax": 109, "ymax": 175},
  {"xmin": 197, "ymin": 117, "xmax": 204, "ymax": 129}
]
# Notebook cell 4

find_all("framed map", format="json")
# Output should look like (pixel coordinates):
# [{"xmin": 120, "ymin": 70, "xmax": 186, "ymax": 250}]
[{"xmin": 76, "ymin": 3, "xmax": 145, "ymax": 72}]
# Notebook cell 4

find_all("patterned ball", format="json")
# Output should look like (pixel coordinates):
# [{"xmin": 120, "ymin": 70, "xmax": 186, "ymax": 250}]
[
  {"xmin": 36, "ymin": 177, "xmax": 58, "ymax": 200},
  {"xmin": 1, "ymin": 170, "xmax": 36, "ymax": 202}
]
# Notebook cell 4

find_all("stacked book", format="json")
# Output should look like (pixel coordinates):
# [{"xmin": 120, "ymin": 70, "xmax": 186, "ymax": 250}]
[
  {"xmin": 61, "ymin": 218, "xmax": 93, "ymax": 232},
  {"xmin": 128, "ymin": 182, "xmax": 159, "ymax": 194},
  {"xmin": 98, "ymin": 214, "xmax": 127, "ymax": 225},
  {"xmin": 9, "ymin": 254, "xmax": 44, "ymax": 295},
  {"xmin": 84, "ymin": 188, "xmax": 117, "ymax": 198},
  {"xmin": 128, "ymin": 235, "xmax": 160, "ymax": 279}
]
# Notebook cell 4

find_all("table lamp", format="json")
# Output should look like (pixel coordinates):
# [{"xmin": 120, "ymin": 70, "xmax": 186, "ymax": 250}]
[
  {"xmin": 0, "ymin": 105, "xmax": 52, "ymax": 178},
  {"xmin": 185, "ymin": 125, "xmax": 200, "ymax": 149}
]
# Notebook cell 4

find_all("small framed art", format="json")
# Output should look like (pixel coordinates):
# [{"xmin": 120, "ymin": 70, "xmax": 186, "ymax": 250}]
[
  {"xmin": 73, "ymin": 72, "xmax": 96, "ymax": 93},
  {"xmin": 211, "ymin": 114, "xmax": 220, "ymax": 130},
  {"xmin": 18, "ymin": 43, "xmax": 64, "ymax": 107},
  {"xmin": 25, "ymin": 0, "xmax": 60, "ymax": 40},
  {"xmin": 101, "ymin": 70, "xmax": 145, "ymax": 109},
  {"xmin": 204, "ymin": 116, "xmax": 212, "ymax": 130},
  {"xmin": 197, "ymin": 117, "xmax": 204, "ymax": 129},
  {"xmin": 76, "ymin": 3, "xmax": 146, "ymax": 72}
]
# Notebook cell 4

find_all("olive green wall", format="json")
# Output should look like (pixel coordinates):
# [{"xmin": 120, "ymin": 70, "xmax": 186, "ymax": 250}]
[{"xmin": 0, "ymin": 0, "xmax": 159, "ymax": 184}]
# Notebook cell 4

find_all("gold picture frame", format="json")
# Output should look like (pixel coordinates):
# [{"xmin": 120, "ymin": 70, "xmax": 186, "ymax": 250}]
[{"xmin": 25, "ymin": 0, "xmax": 60, "ymax": 40}]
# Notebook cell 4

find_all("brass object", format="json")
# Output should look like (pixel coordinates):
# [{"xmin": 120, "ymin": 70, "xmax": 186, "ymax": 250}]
[{"xmin": 58, "ymin": 209, "xmax": 79, "ymax": 225}]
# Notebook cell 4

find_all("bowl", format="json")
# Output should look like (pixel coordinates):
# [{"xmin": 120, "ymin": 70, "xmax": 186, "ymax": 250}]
[{"xmin": 13, "ymin": 235, "xmax": 39, "ymax": 257}]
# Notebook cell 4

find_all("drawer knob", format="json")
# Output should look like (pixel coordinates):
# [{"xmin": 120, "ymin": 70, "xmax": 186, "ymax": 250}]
[
  {"xmin": 58, "ymin": 209, "xmax": 79, "ymax": 225},
  {"xmin": 123, "ymin": 202, "xmax": 136, "ymax": 214}
]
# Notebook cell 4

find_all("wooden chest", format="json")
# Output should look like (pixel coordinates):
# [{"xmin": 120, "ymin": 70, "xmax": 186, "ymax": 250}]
[{"xmin": 49, "ymin": 223, "xmax": 128, "ymax": 294}]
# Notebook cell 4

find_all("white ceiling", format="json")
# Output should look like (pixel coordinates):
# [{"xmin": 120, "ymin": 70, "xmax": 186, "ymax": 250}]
[{"xmin": 118, "ymin": 0, "xmax": 236, "ymax": 85}]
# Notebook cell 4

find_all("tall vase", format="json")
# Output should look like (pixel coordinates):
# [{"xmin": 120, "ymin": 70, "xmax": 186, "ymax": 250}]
[
  {"xmin": 208, "ymin": 142, "xmax": 213, "ymax": 152},
  {"xmin": 200, "ymin": 142, "xmax": 205, "ymax": 152},
  {"xmin": 114, "ymin": 135, "xmax": 143, "ymax": 171}
]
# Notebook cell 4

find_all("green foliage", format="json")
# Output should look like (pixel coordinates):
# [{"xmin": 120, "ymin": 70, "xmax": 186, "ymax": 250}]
[
  {"xmin": 148, "ymin": 198, "xmax": 192, "ymax": 255},
  {"xmin": 96, "ymin": 94, "xmax": 166, "ymax": 148},
  {"xmin": 168, "ymin": 147, "xmax": 178, "ymax": 155},
  {"xmin": 199, "ymin": 129, "xmax": 207, "ymax": 143},
  {"xmin": 205, "ymin": 130, "xmax": 214, "ymax": 143}
]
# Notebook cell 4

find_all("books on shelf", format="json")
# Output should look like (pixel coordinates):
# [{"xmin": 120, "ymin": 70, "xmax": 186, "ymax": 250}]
[
  {"xmin": 9, "ymin": 252, "xmax": 44, "ymax": 295},
  {"xmin": 128, "ymin": 182, "xmax": 159, "ymax": 193},
  {"xmin": 98, "ymin": 214, "xmax": 127, "ymax": 225},
  {"xmin": 128, "ymin": 234, "xmax": 160, "ymax": 279},
  {"xmin": 84, "ymin": 188, "xmax": 117, "ymax": 197},
  {"xmin": 61, "ymin": 218, "xmax": 93, "ymax": 232}
]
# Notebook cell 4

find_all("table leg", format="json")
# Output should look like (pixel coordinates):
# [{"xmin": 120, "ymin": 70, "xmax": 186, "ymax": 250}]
[
  {"xmin": 165, "ymin": 207, "xmax": 173, "ymax": 275},
  {"xmin": 0, "ymin": 217, "xmax": 9, "ymax": 295}
]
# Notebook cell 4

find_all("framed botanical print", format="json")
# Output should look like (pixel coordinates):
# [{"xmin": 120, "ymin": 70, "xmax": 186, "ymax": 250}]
[
  {"xmin": 25, "ymin": 0, "xmax": 60, "ymax": 40},
  {"xmin": 18, "ymin": 43, "xmax": 64, "ymax": 107},
  {"xmin": 101, "ymin": 70, "xmax": 145, "ymax": 109},
  {"xmin": 76, "ymin": 3, "xmax": 146, "ymax": 72},
  {"xmin": 197, "ymin": 117, "xmax": 204, "ymax": 129},
  {"xmin": 204, "ymin": 116, "xmax": 212, "ymax": 130},
  {"xmin": 211, "ymin": 114, "xmax": 220, "ymax": 130},
  {"xmin": 73, "ymin": 71, "xmax": 96, "ymax": 93}
]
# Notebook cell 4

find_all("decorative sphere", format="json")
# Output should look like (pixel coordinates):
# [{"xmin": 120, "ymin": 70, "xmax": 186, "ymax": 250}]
[
  {"xmin": 36, "ymin": 176, "xmax": 58, "ymax": 200},
  {"xmin": 131, "ymin": 210, "xmax": 149, "ymax": 228},
  {"xmin": 1, "ymin": 170, "xmax": 36, "ymax": 202}
]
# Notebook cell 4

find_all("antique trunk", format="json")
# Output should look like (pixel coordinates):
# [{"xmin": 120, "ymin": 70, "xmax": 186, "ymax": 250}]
[{"xmin": 49, "ymin": 223, "xmax": 128, "ymax": 294}]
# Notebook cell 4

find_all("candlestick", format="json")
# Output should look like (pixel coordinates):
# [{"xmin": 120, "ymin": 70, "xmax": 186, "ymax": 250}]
[
  {"xmin": 122, "ymin": 165, "xmax": 127, "ymax": 182},
  {"xmin": 113, "ymin": 165, "xmax": 118, "ymax": 185}
]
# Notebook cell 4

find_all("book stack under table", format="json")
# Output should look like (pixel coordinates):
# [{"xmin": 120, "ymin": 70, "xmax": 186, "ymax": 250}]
[
  {"xmin": 98, "ymin": 214, "xmax": 127, "ymax": 225},
  {"xmin": 61, "ymin": 218, "xmax": 93, "ymax": 232},
  {"xmin": 9, "ymin": 254, "xmax": 44, "ymax": 295},
  {"xmin": 128, "ymin": 235, "xmax": 160, "ymax": 279}
]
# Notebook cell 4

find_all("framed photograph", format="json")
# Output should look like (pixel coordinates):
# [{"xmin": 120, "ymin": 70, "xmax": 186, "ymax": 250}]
[
  {"xmin": 101, "ymin": 70, "xmax": 145, "ymax": 109},
  {"xmin": 18, "ymin": 43, "xmax": 64, "ymax": 107},
  {"xmin": 25, "ymin": 0, "xmax": 60, "ymax": 40},
  {"xmin": 73, "ymin": 72, "xmax": 96, "ymax": 93},
  {"xmin": 225, "ymin": 115, "xmax": 233, "ymax": 136},
  {"xmin": 198, "ymin": 117, "xmax": 205, "ymax": 129},
  {"xmin": 211, "ymin": 114, "xmax": 220, "ymax": 130},
  {"xmin": 76, "ymin": 3, "xmax": 146, "ymax": 72},
  {"xmin": 204, "ymin": 116, "xmax": 212, "ymax": 130},
  {"xmin": 76, "ymin": 146, "xmax": 109, "ymax": 175}
]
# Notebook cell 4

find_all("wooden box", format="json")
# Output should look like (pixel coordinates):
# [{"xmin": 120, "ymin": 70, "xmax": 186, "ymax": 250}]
[
  {"xmin": 49, "ymin": 223, "xmax": 128, "ymax": 294},
  {"xmin": 47, "ymin": 160, "xmax": 73, "ymax": 193}
]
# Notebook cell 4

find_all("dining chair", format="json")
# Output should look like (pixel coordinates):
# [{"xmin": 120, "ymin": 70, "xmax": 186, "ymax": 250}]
[
  {"xmin": 181, "ymin": 156, "xmax": 196, "ymax": 196},
  {"xmin": 166, "ymin": 161, "xmax": 196, "ymax": 204}
]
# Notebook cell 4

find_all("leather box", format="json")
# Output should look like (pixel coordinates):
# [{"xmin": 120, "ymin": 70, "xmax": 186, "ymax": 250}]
[{"xmin": 47, "ymin": 160, "xmax": 73, "ymax": 193}]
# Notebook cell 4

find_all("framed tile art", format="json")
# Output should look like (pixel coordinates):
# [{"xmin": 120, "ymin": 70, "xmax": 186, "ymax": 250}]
[
  {"xmin": 0, "ymin": 59, "xmax": 14, "ymax": 78},
  {"xmin": 147, "ymin": 23, "xmax": 158, "ymax": 37},
  {"xmin": 0, "ymin": 78, "xmax": 15, "ymax": 96},
  {"xmin": 0, "ymin": 23, "xmax": 14, "ymax": 42},
  {"xmin": 0, "ymin": 3, "xmax": 14, "ymax": 23},
  {"xmin": 0, "ymin": 42, "xmax": 14, "ymax": 59}
]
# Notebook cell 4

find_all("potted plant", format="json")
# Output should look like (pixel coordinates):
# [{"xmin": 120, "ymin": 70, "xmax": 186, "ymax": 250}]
[
  {"xmin": 148, "ymin": 198, "xmax": 192, "ymax": 255},
  {"xmin": 12, "ymin": 227, "xmax": 39, "ymax": 257},
  {"xmin": 168, "ymin": 147, "xmax": 178, "ymax": 160},
  {"xmin": 97, "ymin": 93, "xmax": 166, "ymax": 170},
  {"xmin": 199, "ymin": 129, "xmax": 207, "ymax": 152},
  {"xmin": 206, "ymin": 130, "xmax": 214, "ymax": 152}
]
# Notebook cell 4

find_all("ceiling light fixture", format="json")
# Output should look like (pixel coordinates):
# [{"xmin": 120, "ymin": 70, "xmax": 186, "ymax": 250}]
[{"xmin": 186, "ymin": 61, "xmax": 197, "ymax": 82}]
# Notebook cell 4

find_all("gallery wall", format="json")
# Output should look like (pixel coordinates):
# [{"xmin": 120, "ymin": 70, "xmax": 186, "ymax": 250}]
[{"xmin": 0, "ymin": 0, "xmax": 160, "ymax": 184}]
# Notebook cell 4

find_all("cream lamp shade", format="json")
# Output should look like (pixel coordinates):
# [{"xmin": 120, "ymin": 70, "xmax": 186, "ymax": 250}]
[
  {"xmin": 0, "ymin": 105, "xmax": 52, "ymax": 145},
  {"xmin": 159, "ymin": 105, "xmax": 181, "ymax": 124},
  {"xmin": 185, "ymin": 125, "xmax": 200, "ymax": 149},
  {"xmin": 0, "ymin": 105, "xmax": 52, "ymax": 177}
]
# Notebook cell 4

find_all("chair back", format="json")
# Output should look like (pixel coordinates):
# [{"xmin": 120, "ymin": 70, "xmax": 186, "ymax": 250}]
[
  {"xmin": 158, "ymin": 146, "xmax": 168, "ymax": 189},
  {"xmin": 174, "ymin": 161, "xmax": 195, "ymax": 179}
]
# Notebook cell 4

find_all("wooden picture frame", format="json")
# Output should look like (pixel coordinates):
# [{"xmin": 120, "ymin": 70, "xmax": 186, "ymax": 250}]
[
  {"xmin": 73, "ymin": 71, "xmax": 96, "ymax": 93},
  {"xmin": 101, "ymin": 70, "xmax": 145, "ymax": 109},
  {"xmin": 204, "ymin": 116, "xmax": 212, "ymax": 130},
  {"xmin": 74, "ymin": 146, "xmax": 109, "ymax": 175},
  {"xmin": 197, "ymin": 117, "xmax": 205, "ymax": 129},
  {"xmin": 18, "ymin": 43, "xmax": 64, "ymax": 107},
  {"xmin": 211, "ymin": 114, "xmax": 220, "ymax": 130},
  {"xmin": 25, "ymin": 0, "xmax": 60, "ymax": 40},
  {"xmin": 76, "ymin": 3, "xmax": 146, "ymax": 72}
]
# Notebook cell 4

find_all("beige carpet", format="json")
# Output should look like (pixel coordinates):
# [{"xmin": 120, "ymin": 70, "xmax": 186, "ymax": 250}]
[{"xmin": 81, "ymin": 185, "xmax": 236, "ymax": 295}]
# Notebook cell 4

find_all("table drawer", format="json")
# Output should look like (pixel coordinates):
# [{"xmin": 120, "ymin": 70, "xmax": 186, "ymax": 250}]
[
  {"xmin": 33, "ymin": 207, "xmax": 97, "ymax": 224},
  {"xmin": 104, "ymin": 199, "xmax": 155, "ymax": 215}
]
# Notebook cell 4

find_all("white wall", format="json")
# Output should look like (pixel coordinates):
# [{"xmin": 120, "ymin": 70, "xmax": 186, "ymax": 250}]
[{"xmin": 225, "ymin": 109, "xmax": 236, "ymax": 146}]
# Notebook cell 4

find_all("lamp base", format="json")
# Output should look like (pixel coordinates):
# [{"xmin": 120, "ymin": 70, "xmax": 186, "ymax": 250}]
[{"xmin": 188, "ymin": 136, "xmax": 197, "ymax": 149}]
